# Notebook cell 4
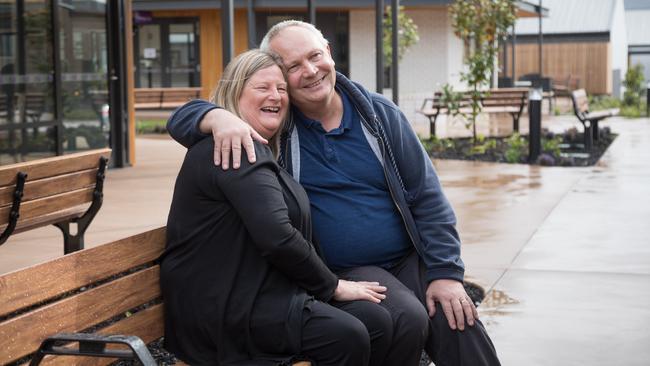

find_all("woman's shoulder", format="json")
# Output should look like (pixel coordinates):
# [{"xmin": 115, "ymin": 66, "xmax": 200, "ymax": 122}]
[{"xmin": 185, "ymin": 138, "xmax": 278, "ymax": 175}]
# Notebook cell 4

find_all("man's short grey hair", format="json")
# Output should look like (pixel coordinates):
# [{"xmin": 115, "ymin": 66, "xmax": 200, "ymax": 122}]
[{"xmin": 259, "ymin": 20, "xmax": 329, "ymax": 52}]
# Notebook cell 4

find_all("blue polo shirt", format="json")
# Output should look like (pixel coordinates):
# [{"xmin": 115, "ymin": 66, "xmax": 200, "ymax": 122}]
[{"xmin": 295, "ymin": 91, "xmax": 411, "ymax": 270}]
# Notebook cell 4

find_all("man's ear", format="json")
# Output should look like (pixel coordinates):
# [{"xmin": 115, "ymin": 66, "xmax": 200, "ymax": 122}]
[{"xmin": 326, "ymin": 44, "xmax": 336, "ymax": 66}]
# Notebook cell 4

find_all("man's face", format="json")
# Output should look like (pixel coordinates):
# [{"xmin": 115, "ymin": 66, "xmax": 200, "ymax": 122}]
[{"xmin": 269, "ymin": 26, "xmax": 336, "ymax": 110}]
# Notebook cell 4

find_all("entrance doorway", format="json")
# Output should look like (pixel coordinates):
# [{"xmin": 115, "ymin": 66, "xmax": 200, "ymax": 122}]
[{"xmin": 134, "ymin": 18, "xmax": 200, "ymax": 88}]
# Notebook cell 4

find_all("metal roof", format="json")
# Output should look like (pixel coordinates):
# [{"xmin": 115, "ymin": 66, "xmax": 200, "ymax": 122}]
[
  {"xmin": 515, "ymin": 0, "xmax": 617, "ymax": 35},
  {"xmin": 626, "ymin": 9, "xmax": 650, "ymax": 45},
  {"xmin": 625, "ymin": 0, "xmax": 650, "ymax": 10}
]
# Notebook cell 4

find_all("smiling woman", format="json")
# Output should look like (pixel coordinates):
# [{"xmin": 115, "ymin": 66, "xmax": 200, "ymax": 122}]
[{"xmin": 161, "ymin": 49, "xmax": 384, "ymax": 366}]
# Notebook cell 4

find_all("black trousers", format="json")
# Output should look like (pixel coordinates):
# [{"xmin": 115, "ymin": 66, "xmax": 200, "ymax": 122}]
[
  {"xmin": 334, "ymin": 251, "xmax": 501, "ymax": 366},
  {"xmin": 252, "ymin": 298, "xmax": 371, "ymax": 366}
]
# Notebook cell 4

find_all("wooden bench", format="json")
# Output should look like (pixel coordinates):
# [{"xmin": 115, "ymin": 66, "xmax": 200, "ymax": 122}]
[
  {"xmin": 0, "ymin": 227, "xmax": 311, "ymax": 366},
  {"xmin": 134, "ymin": 87, "xmax": 201, "ymax": 110},
  {"xmin": 418, "ymin": 88, "xmax": 528, "ymax": 137},
  {"xmin": 0, "ymin": 93, "xmax": 46, "ymax": 123},
  {"xmin": 0, "ymin": 148, "xmax": 111, "ymax": 253},
  {"xmin": 570, "ymin": 89, "xmax": 619, "ymax": 151}
]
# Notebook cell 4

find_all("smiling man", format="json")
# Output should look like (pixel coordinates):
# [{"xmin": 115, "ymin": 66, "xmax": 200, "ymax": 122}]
[{"xmin": 166, "ymin": 20, "xmax": 500, "ymax": 366}]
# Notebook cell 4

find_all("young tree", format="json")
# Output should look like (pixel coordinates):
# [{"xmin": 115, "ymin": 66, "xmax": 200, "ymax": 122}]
[
  {"xmin": 623, "ymin": 64, "xmax": 645, "ymax": 107},
  {"xmin": 449, "ymin": 0, "xmax": 516, "ymax": 141},
  {"xmin": 383, "ymin": 6, "xmax": 420, "ymax": 66}
]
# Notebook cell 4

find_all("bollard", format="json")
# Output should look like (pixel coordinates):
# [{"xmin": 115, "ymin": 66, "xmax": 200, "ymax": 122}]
[
  {"xmin": 528, "ymin": 87, "xmax": 543, "ymax": 163},
  {"xmin": 646, "ymin": 82, "xmax": 649, "ymax": 117}
]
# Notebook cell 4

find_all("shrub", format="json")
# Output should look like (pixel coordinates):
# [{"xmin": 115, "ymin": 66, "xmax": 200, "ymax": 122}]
[{"xmin": 623, "ymin": 64, "xmax": 646, "ymax": 107}]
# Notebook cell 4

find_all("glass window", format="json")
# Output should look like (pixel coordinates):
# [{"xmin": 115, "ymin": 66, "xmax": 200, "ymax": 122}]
[
  {"xmin": 0, "ymin": 0, "xmax": 56, "ymax": 165},
  {"xmin": 58, "ymin": 0, "xmax": 110, "ymax": 153}
]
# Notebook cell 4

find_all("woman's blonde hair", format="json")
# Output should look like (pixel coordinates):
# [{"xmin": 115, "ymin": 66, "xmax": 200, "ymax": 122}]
[{"xmin": 210, "ymin": 49, "xmax": 287, "ymax": 154}]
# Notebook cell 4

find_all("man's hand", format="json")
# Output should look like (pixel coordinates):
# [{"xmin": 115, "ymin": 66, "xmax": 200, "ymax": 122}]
[
  {"xmin": 199, "ymin": 109, "xmax": 268, "ymax": 169},
  {"xmin": 426, "ymin": 279, "xmax": 479, "ymax": 331},
  {"xmin": 333, "ymin": 280, "xmax": 387, "ymax": 303}
]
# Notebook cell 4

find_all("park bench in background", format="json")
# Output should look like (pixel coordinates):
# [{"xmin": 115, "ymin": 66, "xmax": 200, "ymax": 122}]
[
  {"xmin": 0, "ymin": 148, "xmax": 110, "ymax": 253},
  {"xmin": 0, "ymin": 227, "xmax": 311, "ymax": 366},
  {"xmin": 134, "ymin": 87, "xmax": 201, "ymax": 110},
  {"xmin": 570, "ymin": 89, "xmax": 619, "ymax": 151},
  {"xmin": 418, "ymin": 88, "xmax": 528, "ymax": 137}
]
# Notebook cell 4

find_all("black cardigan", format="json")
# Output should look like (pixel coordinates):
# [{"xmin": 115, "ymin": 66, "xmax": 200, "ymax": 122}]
[{"xmin": 161, "ymin": 139, "xmax": 338, "ymax": 365}]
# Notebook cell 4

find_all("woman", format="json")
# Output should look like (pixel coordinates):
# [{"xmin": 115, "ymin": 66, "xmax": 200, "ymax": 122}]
[{"xmin": 161, "ymin": 50, "xmax": 387, "ymax": 366}]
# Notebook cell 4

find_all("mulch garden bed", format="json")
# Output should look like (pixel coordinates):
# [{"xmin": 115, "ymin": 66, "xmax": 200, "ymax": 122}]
[{"xmin": 421, "ymin": 127, "xmax": 617, "ymax": 167}]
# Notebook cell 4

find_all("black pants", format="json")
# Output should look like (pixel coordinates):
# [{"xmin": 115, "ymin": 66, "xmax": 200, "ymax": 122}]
[
  {"xmin": 334, "ymin": 251, "xmax": 501, "ymax": 366},
  {"xmin": 253, "ymin": 298, "xmax": 371, "ymax": 366}
]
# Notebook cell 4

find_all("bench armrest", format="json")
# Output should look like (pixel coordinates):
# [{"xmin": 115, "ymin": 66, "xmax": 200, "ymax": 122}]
[
  {"xmin": 30, "ymin": 332, "xmax": 156, "ymax": 366},
  {"xmin": 419, "ymin": 97, "xmax": 435, "ymax": 112}
]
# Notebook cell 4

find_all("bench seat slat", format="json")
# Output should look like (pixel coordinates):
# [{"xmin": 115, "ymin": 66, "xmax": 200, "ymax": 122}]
[
  {"xmin": 0, "ymin": 266, "xmax": 160, "ymax": 364},
  {"xmin": 0, "ymin": 169, "xmax": 97, "ymax": 208},
  {"xmin": 0, "ymin": 227, "xmax": 165, "ymax": 317},
  {"xmin": 36, "ymin": 304, "xmax": 164, "ymax": 366},
  {"xmin": 0, "ymin": 148, "xmax": 111, "ymax": 186},
  {"xmin": 0, "ymin": 187, "xmax": 94, "ymax": 227}
]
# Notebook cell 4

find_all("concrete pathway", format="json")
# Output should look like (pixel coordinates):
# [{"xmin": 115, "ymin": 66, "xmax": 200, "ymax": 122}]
[
  {"xmin": 474, "ymin": 117, "xmax": 650, "ymax": 365},
  {"xmin": 0, "ymin": 116, "xmax": 648, "ymax": 365}
]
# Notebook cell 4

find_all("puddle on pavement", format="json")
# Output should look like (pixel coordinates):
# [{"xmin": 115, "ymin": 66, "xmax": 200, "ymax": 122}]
[
  {"xmin": 443, "ymin": 173, "xmax": 542, "ymax": 193},
  {"xmin": 479, "ymin": 289, "xmax": 519, "ymax": 317}
]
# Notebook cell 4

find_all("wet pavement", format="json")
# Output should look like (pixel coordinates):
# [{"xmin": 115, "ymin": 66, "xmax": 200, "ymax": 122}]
[{"xmin": 1, "ymin": 115, "xmax": 649, "ymax": 365}]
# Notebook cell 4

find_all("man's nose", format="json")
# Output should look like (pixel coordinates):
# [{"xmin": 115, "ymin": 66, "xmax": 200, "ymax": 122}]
[{"xmin": 304, "ymin": 61, "xmax": 318, "ymax": 76}]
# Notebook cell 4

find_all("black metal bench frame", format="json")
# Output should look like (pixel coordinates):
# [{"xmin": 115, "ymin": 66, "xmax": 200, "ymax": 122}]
[{"xmin": 0, "ymin": 156, "xmax": 108, "ymax": 253}]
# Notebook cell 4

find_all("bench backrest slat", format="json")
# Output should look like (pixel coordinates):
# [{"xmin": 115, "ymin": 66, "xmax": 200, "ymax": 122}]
[
  {"xmin": 0, "ymin": 169, "xmax": 97, "ymax": 208},
  {"xmin": 36, "ymin": 304, "xmax": 164, "ymax": 366},
  {"xmin": 0, "ymin": 148, "xmax": 111, "ymax": 186},
  {"xmin": 0, "ymin": 227, "xmax": 166, "ymax": 317},
  {"xmin": 0, "ymin": 186, "xmax": 94, "ymax": 227},
  {"xmin": 0, "ymin": 266, "xmax": 160, "ymax": 364},
  {"xmin": 571, "ymin": 89, "xmax": 589, "ymax": 114}
]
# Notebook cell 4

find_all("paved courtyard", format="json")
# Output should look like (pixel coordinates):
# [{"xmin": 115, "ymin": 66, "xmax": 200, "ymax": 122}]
[{"xmin": 1, "ymin": 114, "xmax": 648, "ymax": 365}]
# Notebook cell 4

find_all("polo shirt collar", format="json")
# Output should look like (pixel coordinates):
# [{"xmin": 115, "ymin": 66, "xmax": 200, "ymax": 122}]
[{"xmin": 291, "ymin": 90, "xmax": 353, "ymax": 133}]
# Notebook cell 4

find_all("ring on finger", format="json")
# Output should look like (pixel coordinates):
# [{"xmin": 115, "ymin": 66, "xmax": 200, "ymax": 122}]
[{"xmin": 459, "ymin": 297, "xmax": 467, "ymax": 303}]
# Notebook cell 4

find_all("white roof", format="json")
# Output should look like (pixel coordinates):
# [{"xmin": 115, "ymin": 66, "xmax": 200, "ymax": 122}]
[{"xmin": 515, "ymin": 0, "xmax": 616, "ymax": 35}]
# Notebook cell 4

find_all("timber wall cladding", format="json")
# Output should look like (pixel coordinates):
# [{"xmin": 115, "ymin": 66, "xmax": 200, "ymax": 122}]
[{"xmin": 507, "ymin": 42, "xmax": 611, "ymax": 95}]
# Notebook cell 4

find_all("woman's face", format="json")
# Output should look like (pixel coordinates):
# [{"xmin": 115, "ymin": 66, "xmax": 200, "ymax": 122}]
[{"xmin": 239, "ymin": 65, "xmax": 289, "ymax": 139}]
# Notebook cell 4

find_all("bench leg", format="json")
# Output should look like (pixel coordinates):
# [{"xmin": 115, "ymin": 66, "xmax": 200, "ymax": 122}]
[
  {"xmin": 30, "ymin": 333, "xmax": 156, "ymax": 366},
  {"xmin": 428, "ymin": 115, "xmax": 438, "ymax": 138},
  {"xmin": 592, "ymin": 120, "xmax": 599, "ymax": 141},
  {"xmin": 55, "ymin": 221, "xmax": 85, "ymax": 254},
  {"xmin": 54, "ymin": 156, "xmax": 108, "ymax": 254},
  {"xmin": 511, "ymin": 113, "xmax": 520, "ymax": 133},
  {"xmin": 583, "ymin": 121, "xmax": 593, "ymax": 151}
]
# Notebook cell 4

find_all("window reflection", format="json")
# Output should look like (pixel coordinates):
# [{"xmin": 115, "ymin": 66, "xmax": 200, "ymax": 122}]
[
  {"xmin": 59, "ymin": 0, "xmax": 109, "ymax": 152},
  {"xmin": 0, "ymin": 0, "xmax": 56, "ymax": 164}
]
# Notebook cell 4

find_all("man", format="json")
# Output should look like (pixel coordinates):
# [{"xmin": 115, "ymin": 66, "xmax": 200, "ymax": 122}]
[{"xmin": 167, "ymin": 20, "xmax": 500, "ymax": 365}]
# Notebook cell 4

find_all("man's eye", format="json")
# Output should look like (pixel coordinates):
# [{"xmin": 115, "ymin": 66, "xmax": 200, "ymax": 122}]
[
  {"xmin": 288, "ymin": 65, "xmax": 299, "ymax": 73},
  {"xmin": 310, "ymin": 53, "xmax": 322, "ymax": 61}
]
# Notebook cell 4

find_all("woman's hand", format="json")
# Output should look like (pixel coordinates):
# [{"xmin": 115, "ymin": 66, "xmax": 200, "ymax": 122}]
[
  {"xmin": 332, "ymin": 280, "xmax": 387, "ymax": 303},
  {"xmin": 199, "ymin": 108, "xmax": 268, "ymax": 169}
]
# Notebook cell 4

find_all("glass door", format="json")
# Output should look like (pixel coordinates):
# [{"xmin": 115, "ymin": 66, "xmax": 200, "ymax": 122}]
[{"xmin": 134, "ymin": 18, "xmax": 199, "ymax": 88}]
